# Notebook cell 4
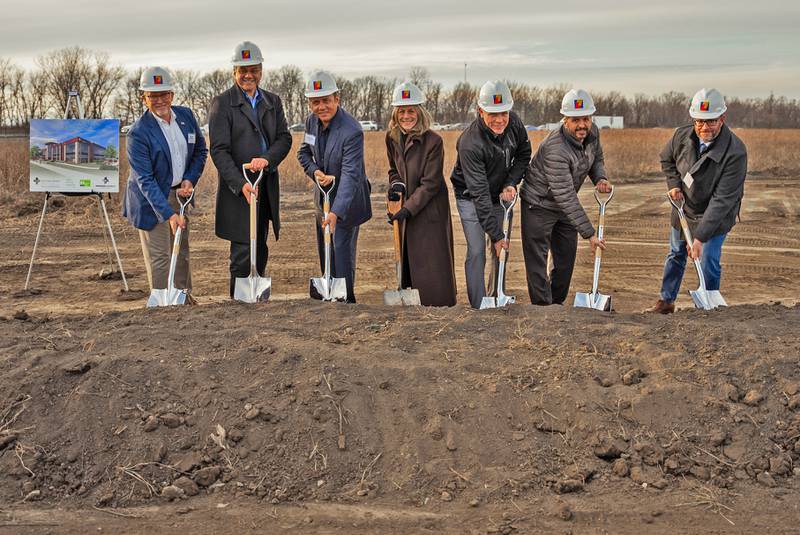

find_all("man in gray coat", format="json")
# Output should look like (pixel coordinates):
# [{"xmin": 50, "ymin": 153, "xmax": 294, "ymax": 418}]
[
  {"xmin": 208, "ymin": 41, "xmax": 292, "ymax": 297},
  {"xmin": 519, "ymin": 89, "xmax": 612, "ymax": 305},
  {"xmin": 650, "ymin": 88, "xmax": 747, "ymax": 313}
]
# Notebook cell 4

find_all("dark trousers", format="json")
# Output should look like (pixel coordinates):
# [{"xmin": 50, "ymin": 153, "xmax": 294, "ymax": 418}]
[
  {"xmin": 229, "ymin": 220, "xmax": 269, "ymax": 298},
  {"xmin": 521, "ymin": 204, "xmax": 578, "ymax": 305},
  {"xmin": 315, "ymin": 221, "xmax": 360, "ymax": 303}
]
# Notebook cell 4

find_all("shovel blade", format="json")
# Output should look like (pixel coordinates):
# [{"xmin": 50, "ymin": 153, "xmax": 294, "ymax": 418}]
[
  {"xmin": 383, "ymin": 288, "xmax": 421, "ymax": 306},
  {"xmin": 497, "ymin": 294, "xmax": 515, "ymax": 308},
  {"xmin": 234, "ymin": 275, "xmax": 271, "ymax": 304},
  {"xmin": 689, "ymin": 288, "xmax": 726, "ymax": 310},
  {"xmin": 309, "ymin": 277, "xmax": 347, "ymax": 302},
  {"xmin": 147, "ymin": 287, "xmax": 188, "ymax": 308},
  {"xmin": 574, "ymin": 292, "xmax": 611, "ymax": 311},
  {"xmin": 479, "ymin": 296, "xmax": 497, "ymax": 309},
  {"xmin": 479, "ymin": 294, "xmax": 515, "ymax": 310}
]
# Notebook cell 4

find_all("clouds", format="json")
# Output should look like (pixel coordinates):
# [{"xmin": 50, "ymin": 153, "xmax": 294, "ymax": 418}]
[{"xmin": 4, "ymin": 0, "xmax": 799, "ymax": 98}]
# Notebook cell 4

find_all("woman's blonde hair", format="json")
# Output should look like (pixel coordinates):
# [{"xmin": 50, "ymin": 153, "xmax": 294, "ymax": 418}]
[{"xmin": 388, "ymin": 105, "xmax": 432, "ymax": 144}]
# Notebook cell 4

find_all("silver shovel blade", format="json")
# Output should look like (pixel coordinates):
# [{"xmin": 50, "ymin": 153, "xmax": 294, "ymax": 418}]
[
  {"xmin": 574, "ymin": 292, "xmax": 612, "ymax": 311},
  {"xmin": 479, "ymin": 294, "xmax": 515, "ymax": 310},
  {"xmin": 383, "ymin": 288, "xmax": 421, "ymax": 306},
  {"xmin": 147, "ymin": 287, "xmax": 188, "ymax": 308},
  {"xmin": 234, "ymin": 275, "xmax": 272, "ymax": 304},
  {"xmin": 689, "ymin": 288, "xmax": 726, "ymax": 310},
  {"xmin": 479, "ymin": 296, "xmax": 497, "ymax": 309},
  {"xmin": 309, "ymin": 277, "xmax": 347, "ymax": 302}
]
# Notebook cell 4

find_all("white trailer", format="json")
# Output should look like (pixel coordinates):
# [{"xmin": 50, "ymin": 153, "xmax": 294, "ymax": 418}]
[{"xmin": 592, "ymin": 116, "xmax": 624, "ymax": 129}]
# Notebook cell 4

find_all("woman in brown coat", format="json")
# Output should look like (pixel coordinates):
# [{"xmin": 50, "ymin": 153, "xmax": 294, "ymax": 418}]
[{"xmin": 385, "ymin": 82, "xmax": 457, "ymax": 306}]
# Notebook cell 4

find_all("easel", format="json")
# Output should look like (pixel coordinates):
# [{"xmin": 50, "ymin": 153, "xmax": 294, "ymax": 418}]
[{"xmin": 24, "ymin": 90, "xmax": 129, "ymax": 292}]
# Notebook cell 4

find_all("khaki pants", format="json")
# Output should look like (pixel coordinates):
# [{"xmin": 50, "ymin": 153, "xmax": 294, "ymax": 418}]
[{"xmin": 139, "ymin": 189, "xmax": 191, "ymax": 291}]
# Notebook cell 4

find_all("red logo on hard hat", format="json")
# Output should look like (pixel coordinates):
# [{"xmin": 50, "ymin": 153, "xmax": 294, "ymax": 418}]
[
  {"xmin": 313, "ymin": 81, "xmax": 322, "ymax": 91},
  {"xmin": 493, "ymin": 94, "xmax": 503, "ymax": 105},
  {"xmin": 574, "ymin": 99, "xmax": 584, "ymax": 109},
  {"xmin": 242, "ymin": 50, "xmax": 251, "ymax": 60},
  {"xmin": 401, "ymin": 90, "xmax": 411, "ymax": 99},
  {"xmin": 153, "ymin": 75, "xmax": 163, "ymax": 85},
  {"xmin": 700, "ymin": 100, "xmax": 710, "ymax": 112}
]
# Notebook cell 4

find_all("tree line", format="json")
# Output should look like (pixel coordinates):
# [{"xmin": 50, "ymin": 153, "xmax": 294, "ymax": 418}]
[{"xmin": 2, "ymin": 47, "xmax": 799, "ymax": 129}]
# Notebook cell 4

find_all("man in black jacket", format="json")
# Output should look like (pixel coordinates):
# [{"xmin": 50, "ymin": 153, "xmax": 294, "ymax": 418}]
[
  {"xmin": 519, "ymin": 89, "xmax": 612, "ymax": 305},
  {"xmin": 208, "ymin": 41, "xmax": 292, "ymax": 297},
  {"xmin": 450, "ymin": 80, "xmax": 531, "ymax": 308},
  {"xmin": 650, "ymin": 88, "xmax": 747, "ymax": 313}
]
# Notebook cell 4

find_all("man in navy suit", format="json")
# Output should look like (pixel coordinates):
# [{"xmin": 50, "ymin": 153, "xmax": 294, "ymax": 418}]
[
  {"xmin": 297, "ymin": 70, "xmax": 372, "ymax": 303},
  {"xmin": 122, "ymin": 66, "xmax": 208, "ymax": 296}
]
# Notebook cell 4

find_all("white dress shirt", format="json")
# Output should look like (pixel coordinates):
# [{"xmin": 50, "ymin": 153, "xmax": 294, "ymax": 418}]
[{"xmin": 152, "ymin": 108, "xmax": 187, "ymax": 187}]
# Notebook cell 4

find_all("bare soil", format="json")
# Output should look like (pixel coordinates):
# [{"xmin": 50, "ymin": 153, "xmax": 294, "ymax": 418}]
[{"xmin": 0, "ymin": 178, "xmax": 799, "ymax": 534}]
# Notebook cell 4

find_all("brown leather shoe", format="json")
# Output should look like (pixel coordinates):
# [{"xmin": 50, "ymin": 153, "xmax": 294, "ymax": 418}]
[{"xmin": 648, "ymin": 299, "xmax": 674, "ymax": 314}]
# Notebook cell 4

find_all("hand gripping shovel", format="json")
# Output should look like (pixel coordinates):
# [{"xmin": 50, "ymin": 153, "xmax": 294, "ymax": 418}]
[
  {"xmin": 234, "ymin": 164, "xmax": 271, "ymax": 303},
  {"xmin": 574, "ymin": 186, "xmax": 614, "ymax": 311},
  {"xmin": 480, "ymin": 194, "xmax": 517, "ymax": 310},
  {"xmin": 383, "ymin": 182, "xmax": 421, "ymax": 306},
  {"xmin": 309, "ymin": 178, "xmax": 347, "ymax": 302},
  {"xmin": 147, "ymin": 189, "xmax": 194, "ymax": 307},
  {"xmin": 668, "ymin": 195, "xmax": 727, "ymax": 310}
]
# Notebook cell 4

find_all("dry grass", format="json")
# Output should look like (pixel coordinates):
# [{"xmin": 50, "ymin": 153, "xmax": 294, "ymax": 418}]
[{"xmin": 2, "ymin": 128, "xmax": 798, "ymax": 206}]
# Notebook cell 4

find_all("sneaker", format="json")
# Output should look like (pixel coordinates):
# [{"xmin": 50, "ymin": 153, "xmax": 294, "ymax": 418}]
[{"xmin": 648, "ymin": 299, "xmax": 674, "ymax": 314}]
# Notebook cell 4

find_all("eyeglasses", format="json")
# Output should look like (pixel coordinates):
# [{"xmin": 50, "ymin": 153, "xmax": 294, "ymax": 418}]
[
  {"xmin": 694, "ymin": 118, "xmax": 720, "ymax": 127},
  {"xmin": 236, "ymin": 66, "xmax": 262, "ymax": 75},
  {"xmin": 144, "ymin": 92, "xmax": 172, "ymax": 102}
]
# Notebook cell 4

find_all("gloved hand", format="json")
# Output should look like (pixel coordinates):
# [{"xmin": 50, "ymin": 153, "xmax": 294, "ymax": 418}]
[
  {"xmin": 387, "ymin": 182, "xmax": 405, "ymax": 202},
  {"xmin": 386, "ymin": 207, "xmax": 410, "ymax": 224}
]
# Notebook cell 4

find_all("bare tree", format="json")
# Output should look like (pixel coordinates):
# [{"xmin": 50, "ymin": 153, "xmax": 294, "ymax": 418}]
[
  {"xmin": 264, "ymin": 64, "xmax": 304, "ymax": 126},
  {"xmin": 36, "ymin": 46, "xmax": 89, "ymax": 117},
  {"xmin": 112, "ymin": 68, "xmax": 144, "ymax": 126},
  {"xmin": 81, "ymin": 51, "xmax": 125, "ymax": 118}
]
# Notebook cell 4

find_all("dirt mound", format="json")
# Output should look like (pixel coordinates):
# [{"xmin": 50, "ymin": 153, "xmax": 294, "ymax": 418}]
[{"xmin": 1, "ymin": 302, "xmax": 799, "ymax": 533}]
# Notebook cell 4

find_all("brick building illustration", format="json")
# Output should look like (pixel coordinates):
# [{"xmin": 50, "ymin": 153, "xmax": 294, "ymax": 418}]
[{"xmin": 44, "ymin": 137, "xmax": 107, "ymax": 164}]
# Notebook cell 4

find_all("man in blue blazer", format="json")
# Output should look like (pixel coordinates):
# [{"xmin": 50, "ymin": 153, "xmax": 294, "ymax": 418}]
[
  {"xmin": 297, "ymin": 70, "xmax": 372, "ymax": 303},
  {"xmin": 122, "ymin": 67, "xmax": 208, "ymax": 296}
]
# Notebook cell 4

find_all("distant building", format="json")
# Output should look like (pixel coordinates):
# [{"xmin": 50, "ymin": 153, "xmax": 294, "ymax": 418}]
[{"xmin": 43, "ymin": 137, "xmax": 107, "ymax": 164}]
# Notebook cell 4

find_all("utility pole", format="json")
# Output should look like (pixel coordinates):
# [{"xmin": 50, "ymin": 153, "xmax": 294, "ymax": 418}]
[{"xmin": 464, "ymin": 63, "xmax": 467, "ymax": 83}]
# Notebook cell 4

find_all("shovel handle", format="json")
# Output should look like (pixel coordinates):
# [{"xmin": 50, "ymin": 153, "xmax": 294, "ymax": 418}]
[
  {"xmin": 594, "ymin": 185, "xmax": 614, "ymax": 206},
  {"xmin": 176, "ymin": 188, "xmax": 195, "ymax": 217},
  {"xmin": 242, "ymin": 164, "xmax": 263, "ymax": 189}
]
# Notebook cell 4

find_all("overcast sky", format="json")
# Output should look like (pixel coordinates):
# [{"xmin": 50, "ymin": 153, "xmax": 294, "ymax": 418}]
[{"xmin": 4, "ymin": 0, "xmax": 798, "ymax": 98}]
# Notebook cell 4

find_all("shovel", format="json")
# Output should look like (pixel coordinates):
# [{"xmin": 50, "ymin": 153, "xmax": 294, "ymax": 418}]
[
  {"xmin": 309, "ymin": 177, "xmax": 347, "ymax": 302},
  {"xmin": 234, "ymin": 164, "xmax": 271, "ymax": 303},
  {"xmin": 574, "ymin": 186, "xmax": 614, "ymax": 311},
  {"xmin": 480, "ymin": 193, "xmax": 517, "ymax": 310},
  {"xmin": 147, "ymin": 189, "xmax": 194, "ymax": 307},
  {"xmin": 383, "ymin": 181, "xmax": 421, "ymax": 306},
  {"xmin": 668, "ymin": 195, "xmax": 727, "ymax": 310}
]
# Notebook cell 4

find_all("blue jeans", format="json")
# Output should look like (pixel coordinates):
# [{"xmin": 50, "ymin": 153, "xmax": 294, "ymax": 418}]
[{"xmin": 660, "ymin": 227, "xmax": 726, "ymax": 303}]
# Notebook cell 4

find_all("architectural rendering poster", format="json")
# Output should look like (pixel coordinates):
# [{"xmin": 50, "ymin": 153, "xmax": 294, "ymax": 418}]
[{"xmin": 29, "ymin": 119, "xmax": 120, "ymax": 193}]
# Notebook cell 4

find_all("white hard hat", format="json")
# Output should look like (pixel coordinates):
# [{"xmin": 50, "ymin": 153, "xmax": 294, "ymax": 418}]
[
  {"xmin": 477, "ymin": 80, "xmax": 513, "ymax": 113},
  {"xmin": 689, "ymin": 88, "xmax": 727, "ymax": 119},
  {"xmin": 560, "ymin": 89, "xmax": 596, "ymax": 117},
  {"xmin": 231, "ymin": 41, "xmax": 264, "ymax": 67},
  {"xmin": 139, "ymin": 66, "xmax": 175, "ymax": 92},
  {"xmin": 305, "ymin": 70, "xmax": 338, "ymax": 98},
  {"xmin": 391, "ymin": 81, "xmax": 425, "ymax": 106}
]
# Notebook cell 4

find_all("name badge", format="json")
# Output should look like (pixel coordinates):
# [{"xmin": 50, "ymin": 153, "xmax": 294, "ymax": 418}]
[
  {"xmin": 188, "ymin": 133, "xmax": 196, "ymax": 144},
  {"xmin": 304, "ymin": 133, "xmax": 316, "ymax": 146},
  {"xmin": 683, "ymin": 172, "xmax": 694, "ymax": 189}
]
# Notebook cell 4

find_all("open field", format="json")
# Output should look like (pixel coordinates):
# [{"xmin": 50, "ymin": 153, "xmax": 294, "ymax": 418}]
[{"xmin": 0, "ymin": 130, "xmax": 799, "ymax": 534}]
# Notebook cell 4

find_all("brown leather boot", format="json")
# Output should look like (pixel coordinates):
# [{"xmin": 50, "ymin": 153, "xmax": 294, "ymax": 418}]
[{"xmin": 649, "ymin": 299, "xmax": 674, "ymax": 314}]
